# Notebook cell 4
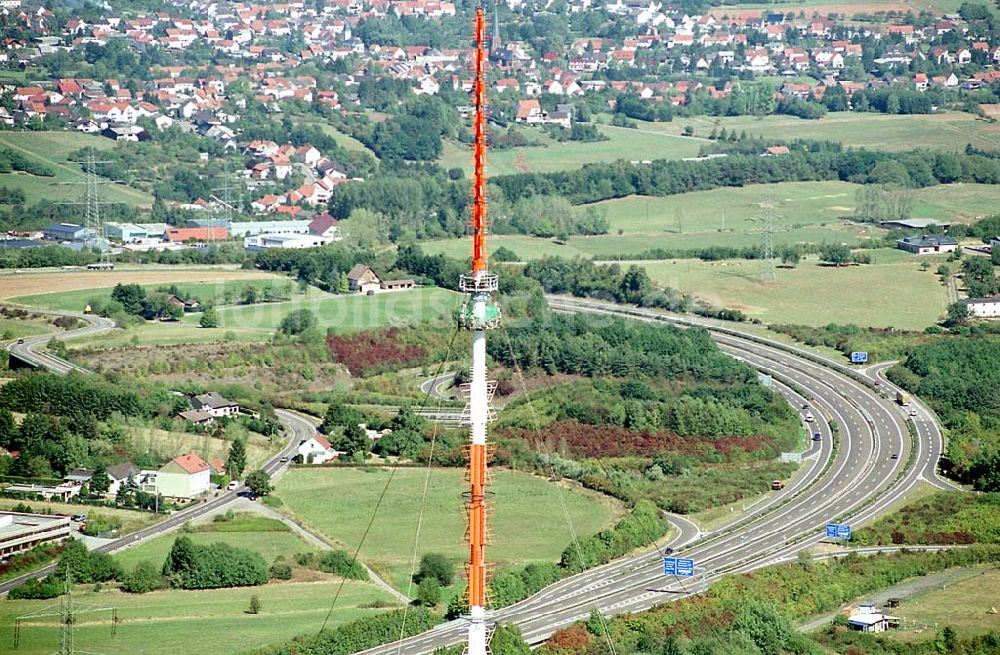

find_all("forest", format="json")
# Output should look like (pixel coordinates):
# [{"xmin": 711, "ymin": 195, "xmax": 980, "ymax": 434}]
[{"xmin": 887, "ymin": 337, "xmax": 1000, "ymax": 490}]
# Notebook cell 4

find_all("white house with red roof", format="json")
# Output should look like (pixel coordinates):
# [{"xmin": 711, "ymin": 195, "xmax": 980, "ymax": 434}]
[
  {"xmin": 298, "ymin": 433, "xmax": 336, "ymax": 464},
  {"xmin": 157, "ymin": 452, "xmax": 211, "ymax": 499},
  {"xmin": 309, "ymin": 212, "xmax": 341, "ymax": 240}
]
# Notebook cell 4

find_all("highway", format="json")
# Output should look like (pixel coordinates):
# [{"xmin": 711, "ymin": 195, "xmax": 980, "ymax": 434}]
[
  {"xmin": 356, "ymin": 296, "xmax": 951, "ymax": 654},
  {"xmin": 2, "ymin": 298, "xmax": 954, "ymax": 653}
]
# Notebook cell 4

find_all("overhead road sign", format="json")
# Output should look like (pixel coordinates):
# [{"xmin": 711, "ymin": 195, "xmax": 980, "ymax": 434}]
[
  {"xmin": 850, "ymin": 352, "xmax": 868, "ymax": 364},
  {"xmin": 826, "ymin": 523, "xmax": 851, "ymax": 540},
  {"xmin": 663, "ymin": 557, "xmax": 695, "ymax": 577}
]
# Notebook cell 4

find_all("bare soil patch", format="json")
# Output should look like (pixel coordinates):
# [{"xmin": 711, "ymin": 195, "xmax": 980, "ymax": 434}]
[{"xmin": 0, "ymin": 268, "xmax": 281, "ymax": 300}]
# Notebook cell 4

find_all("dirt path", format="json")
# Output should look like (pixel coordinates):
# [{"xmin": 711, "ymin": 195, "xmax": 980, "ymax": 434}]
[
  {"xmin": 797, "ymin": 567, "xmax": 985, "ymax": 633},
  {"xmin": 204, "ymin": 497, "xmax": 412, "ymax": 605}
]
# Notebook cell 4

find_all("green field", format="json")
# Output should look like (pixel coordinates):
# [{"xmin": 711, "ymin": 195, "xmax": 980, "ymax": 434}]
[
  {"xmin": 0, "ymin": 580, "xmax": 396, "ymax": 655},
  {"xmin": 711, "ymin": 0, "xmax": 966, "ymax": 14},
  {"xmin": 0, "ymin": 317, "xmax": 53, "ymax": 341},
  {"xmin": 275, "ymin": 467, "xmax": 621, "ymax": 592},
  {"xmin": 114, "ymin": 517, "xmax": 311, "ymax": 571},
  {"xmin": 890, "ymin": 567, "xmax": 1000, "ymax": 641},
  {"xmin": 419, "ymin": 181, "xmax": 999, "ymax": 263},
  {"xmin": 126, "ymin": 423, "xmax": 277, "ymax": 470},
  {"xmin": 0, "ymin": 132, "xmax": 152, "ymax": 206},
  {"xmin": 440, "ymin": 123, "xmax": 704, "ymax": 175},
  {"xmin": 316, "ymin": 122, "xmax": 378, "ymax": 157},
  {"xmin": 68, "ymin": 321, "xmax": 274, "ymax": 349},
  {"xmin": 640, "ymin": 252, "xmax": 947, "ymax": 329},
  {"xmin": 627, "ymin": 111, "xmax": 1000, "ymax": 153},
  {"xmin": 12, "ymin": 278, "xmax": 300, "ymax": 313},
  {"xmin": 214, "ymin": 287, "xmax": 462, "ymax": 332}
]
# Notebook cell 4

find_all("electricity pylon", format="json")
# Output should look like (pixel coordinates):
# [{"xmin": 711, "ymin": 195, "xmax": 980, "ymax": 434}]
[{"xmin": 13, "ymin": 568, "xmax": 117, "ymax": 655}]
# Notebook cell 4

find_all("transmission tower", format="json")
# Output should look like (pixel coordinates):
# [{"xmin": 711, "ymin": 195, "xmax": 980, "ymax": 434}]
[
  {"xmin": 211, "ymin": 163, "xmax": 243, "ymax": 222},
  {"xmin": 13, "ymin": 568, "xmax": 117, "ymax": 655},
  {"xmin": 63, "ymin": 150, "xmax": 125, "ymax": 267},
  {"xmin": 749, "ymin": 201, "xmax": 781, "ymax": 283}
]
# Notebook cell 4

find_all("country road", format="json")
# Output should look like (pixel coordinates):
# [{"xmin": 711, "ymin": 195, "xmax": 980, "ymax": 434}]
[{"xmin": 3, "ymin": 297, "xmax": 958, "ymax": 655}]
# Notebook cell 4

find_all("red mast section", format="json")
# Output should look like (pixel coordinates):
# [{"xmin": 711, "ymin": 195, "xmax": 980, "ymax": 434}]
[{"xmin": 471, "ymin": 4, "xmax": 488, "ymax": 276}]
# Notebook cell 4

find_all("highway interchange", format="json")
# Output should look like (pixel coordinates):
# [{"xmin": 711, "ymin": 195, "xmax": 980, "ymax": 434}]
[{"xmin": 3, "ymin": 297, "xmax": 960, "ymax": 653}]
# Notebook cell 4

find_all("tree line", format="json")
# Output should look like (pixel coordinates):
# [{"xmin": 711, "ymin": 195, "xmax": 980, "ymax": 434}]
[{"xmin": 491, "ymin": 146, "xmax": 1000, "ymax": 206}]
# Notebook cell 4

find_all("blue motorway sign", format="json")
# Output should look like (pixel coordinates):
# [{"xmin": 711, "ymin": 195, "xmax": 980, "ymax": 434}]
[
  {"xmin": 826, "ymin": 523, "xmax": 852, "ymax": 540},
  {"xmin": 850, "ymin": 351, "xmax": 869, "ymax": 364},
  {"xmin": 663, "ymin": 557, "xmax": 695, "ymax": 577}
]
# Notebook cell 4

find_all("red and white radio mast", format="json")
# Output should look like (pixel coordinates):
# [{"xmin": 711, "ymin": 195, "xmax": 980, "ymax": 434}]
[{"xmin": 456, "ymin": 3, "xmax": 500, "ymax": 654}]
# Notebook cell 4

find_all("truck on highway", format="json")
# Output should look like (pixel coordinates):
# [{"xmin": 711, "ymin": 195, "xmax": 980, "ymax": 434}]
[
  {"xmin": 771, "ymin": 480, "xmax": 785, "ymax": 491},
  {"xmin": 896, "ymin": 391, "xmax": 911, "ymax": 406}
]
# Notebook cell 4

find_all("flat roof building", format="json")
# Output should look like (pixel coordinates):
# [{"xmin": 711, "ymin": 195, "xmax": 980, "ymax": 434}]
[
  {"xmin": 0, "ymin": 511, "xmax": 72, "ymax": 558},
  {"xmin": 896, "ymin": 234, "xmax": 958, "ymax": 254}
]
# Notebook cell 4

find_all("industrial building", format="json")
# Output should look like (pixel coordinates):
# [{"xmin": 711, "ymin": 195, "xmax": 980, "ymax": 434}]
[{"xmin": 0, "ymin": 511, "xmax": 72, "ymax": 558}]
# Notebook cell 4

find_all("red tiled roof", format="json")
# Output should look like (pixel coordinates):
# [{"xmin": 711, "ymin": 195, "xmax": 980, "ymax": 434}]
[{"xmin": 172, "ymin": 452, "xmax": 210, "ymax": 475}]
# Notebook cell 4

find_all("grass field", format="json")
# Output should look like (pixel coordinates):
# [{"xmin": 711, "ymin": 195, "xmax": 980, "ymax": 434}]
[
  {"xmin": 890, "ymin": 567, "xmax": 1000, "ymax": 642},
  {"xmin": 114, "ymin": 515, "xmax": 311, "ymax": 571},
  {"xmin": 0, "ymin": 580, "xmax": 396, "ymax": 655},
  {"xmin": 315, "ymin": 121, "xmax": 379, "ymax": 157},
  {"xmin": 10, "ymin": 276, "xmax": 296, "ymax": 311},
  {"xmin": 625, "ymin": 111, "xmax": 1000, "ymax": 153},
  {"xmin": 440, "ymin": 123, "xmax": 704, "ymax": 175},
  {"xmin": 710, "ymin": 0, "xmax": 965, "ymax": 15},
  {"xmin": 640, "ymin": 252, "xmax": 947, "ymax": 329},
  {"xmin": 274, "ymin": 467, "xmax": 622, "ymax": 592},
  {"xmin": 0, "ymin": 132, "xmax": 152, "ymax": 206},
  {"xmin": 126, "ymin": 423, "xmax": 277, "ymax": 470},
  {"xmin": 419, "ymin": 181, "xmax": 997, "ymax": 263},
  {"xmin": 1, "ymin": 268, "xmax": 283, "ymax": 302},
  {"xmin": 214, "ymin": 286, "xmax": 462, "ymax": 332},
  {"xmin": 0, "ymin": 317, "xmax": 53, "ymax": 341},
  {"xmin": 68, "ymin": 321, "xmax": 274, "ymax": 349}
]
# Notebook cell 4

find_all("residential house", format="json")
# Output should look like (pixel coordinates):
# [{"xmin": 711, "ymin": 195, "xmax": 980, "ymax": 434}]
[
  {"xmin": 178, "ymin": 408, "xmax": 216, "ymax": 425},
  {"xmin": 156, "ymin": 452, "xmax": 212, "ymax": 499},
  {"xmin": 309, "ymin": 212, "xmax": 341, "ymax": 240},
  {"xmin": 192, "ymin": 391, "xmax": 239, "ymax": 417},
  {"xmin": 107, "ymin": 461, "xmax": 140, "ymax": 496},
  {"xmin": 347, "ymin": 264, "xmax": 383, "ymax": 293},
  {"xmin": 298, "ymin": 433, "xmax": 336, "ymax": 464}
]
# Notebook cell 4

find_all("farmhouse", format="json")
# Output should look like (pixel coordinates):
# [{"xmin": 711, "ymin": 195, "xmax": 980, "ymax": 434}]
[
  {"xmin": 157, "ymin": 452, "xmax": 212, "ymax": 499},
  {"xmin": 961, "ymin": 295, "xmax": 1000, "ymax": 318},
  {"xmin": 896, "ymin": 235, "xmax": 958, "ymax": 254},
  {"xmin": 347, "ymin": 264, "xmax": 383, "ymax": 293},
  {"xmin": 0, "ymin": 511, "xmax": 72, "ymax": 558},
  {"xmin": 843, "ymin": 602, "xmax": 901, "ymax": 633}
]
